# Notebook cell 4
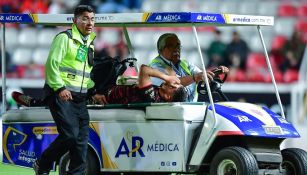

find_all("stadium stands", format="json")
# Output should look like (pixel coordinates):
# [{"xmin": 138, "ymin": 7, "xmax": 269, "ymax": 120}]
[
  {"xmin": 199, "ymin": 1, "xmax": 219, "ymax": 13},
  {"xmin": 37, "ymin": 28, "xmax": 58, "ymax": 47},
  {"xmin": 17, "ymin": 28, "xmax": 37, "ymax": 48},
  {"xmin": 275, "ymin": 17, "xmax": 296, "ymax": 38},
  {"xmin": 239, "ymin": 1, "xmax": 259, "ymax": 15},
  {"xmin": 4, "ymin": 28, "xmax": 19, "ymax": 50},
  {"xmin": 0, "ymin": 0, "xmax": 305, "ymax": 83},
  {"xmin": 12, "ymin": 48, "xmax": 32, "ymax": 65},
  {"xmin": 278, "ymin": 2, "xmax": 297, "ymax": 17},
  {"xmin": 297, "ymin": 3, "xmax": 307, "ymax": 17},
  {"xmin": 32, "ymin": 48, "xmax": 49, "ymax": 65},
  {"xmin": 258, "ymin": 0, "xmax": 279, "ymax": 16}
]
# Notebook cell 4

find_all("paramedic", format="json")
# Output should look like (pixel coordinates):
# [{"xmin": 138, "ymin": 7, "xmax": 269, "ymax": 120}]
[
  {"xmin": 33, "ymin": 5, "xmax": 101, "ymax": 175},
  {"xmin": 150, "ymin": 33, "xmax": 229, "ymax": 102}
]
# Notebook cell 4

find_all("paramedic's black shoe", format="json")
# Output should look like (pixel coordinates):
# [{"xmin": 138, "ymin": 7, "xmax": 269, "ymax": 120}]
[
  {"xmin": 11, "ymin": 91, "xmax": 32, "ymax": 107},
  {"xmin": 33, "ymin": 160, "xmax": 49, "ymax": 175}
]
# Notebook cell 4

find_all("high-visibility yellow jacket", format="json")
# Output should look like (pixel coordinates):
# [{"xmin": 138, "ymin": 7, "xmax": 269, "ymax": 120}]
[{"xmin": 45, "ymin": 24, "xmax": 96, "ymax": 94}]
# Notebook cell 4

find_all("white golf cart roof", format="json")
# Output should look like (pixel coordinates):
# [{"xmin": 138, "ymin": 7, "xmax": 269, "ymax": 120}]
[{"xmin": 1, "ymin": 12, "xmax": 284, "ymax": 119}]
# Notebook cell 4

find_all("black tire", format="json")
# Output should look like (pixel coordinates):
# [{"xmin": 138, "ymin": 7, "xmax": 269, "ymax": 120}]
[
  {"xmin": 282, "ymin": 148, "xmax": 307, "ymax": 175},
  {"xmin": 209, "ymin": 146, "xmax": 258, "ymax": 175},
  {"xmin": 59, "ymin": 149, "xmax": 100, "ymax": 175}
]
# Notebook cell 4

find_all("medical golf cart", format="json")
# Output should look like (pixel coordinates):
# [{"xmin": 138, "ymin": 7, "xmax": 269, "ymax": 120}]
[{"xmin": 1, "ymin": 12, "xmax": 307, "ymax": 175}]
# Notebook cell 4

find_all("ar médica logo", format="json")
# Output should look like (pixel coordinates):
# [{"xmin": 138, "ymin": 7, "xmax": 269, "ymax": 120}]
[{"xmin": 115, "ymin": 130, "xmax": 145, "ymax": 158}]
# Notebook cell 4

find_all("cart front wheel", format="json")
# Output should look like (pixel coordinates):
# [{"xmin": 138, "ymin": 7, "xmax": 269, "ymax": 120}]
[
  {"xmin": 282, "ymin": 148, "xmax": 307, "ymax": 175},
  {"xmin": 59, "ymin": 149, "xmax": 100, "ymax": 175},
  {"xmin": 210, "ymin": 146, "xmax": 258, "ymax": 175}
]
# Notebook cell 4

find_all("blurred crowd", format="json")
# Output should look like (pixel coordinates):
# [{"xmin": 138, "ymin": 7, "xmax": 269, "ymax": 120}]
[{"xmin": 206, "ymin": 29, "xmax": 305, "ymax": 83}]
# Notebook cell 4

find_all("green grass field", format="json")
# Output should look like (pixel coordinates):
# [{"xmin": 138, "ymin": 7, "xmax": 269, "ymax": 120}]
[{"xmin": 0, "ymin": 162, "xmax": 58, "ymax": 175}]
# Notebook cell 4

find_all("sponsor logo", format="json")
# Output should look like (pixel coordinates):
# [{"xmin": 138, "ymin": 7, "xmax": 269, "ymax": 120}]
[
  {"xmin": 115, "ymin": 136, "xmax": 145, "ymax": 158},
  {"xmin": 236, "ymin": 115, "xmax": 252, "ymax": 122},
  {"xmin": 32, "ymin": 126, "xmax": 58, "ymax": 135},
  {"xmin": 18, "ymin": 149, "xmax": 36, "ymax": 164},
  {"xmin": 3, "ymin": 127, "xmax": 28, "ymax": 164},
  {"xmin": 115, "ymin": 129, "xmax": 180, "ymax": 158},
  {"xmin": 230, "ymin": 15, "xmax": 272, "ymax": 25},
  {"xmin": 196, "ymin": 14, "xmax": 217, "ymax": 22},
  {"xmin": 0, "ymin": 14, "xmax": 23, "ymax": 22},
  {"xmin": 67, "ymin": 16, "xmax": 115, "ymax": 22},
  {"xmin": 147, "ymin": 143, "xmax": 179, "ymax": 152},
  {"xmin": 155, "ymin": 14, "xmax": 181, "ymax": 22}
]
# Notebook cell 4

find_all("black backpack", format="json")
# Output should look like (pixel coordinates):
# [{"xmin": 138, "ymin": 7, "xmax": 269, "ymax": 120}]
[{"xmin": 91, "ymin": 56, "xmax": 136, "ymax": 94}]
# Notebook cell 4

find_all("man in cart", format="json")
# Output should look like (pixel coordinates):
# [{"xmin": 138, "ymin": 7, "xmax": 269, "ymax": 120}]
[{"xmin": 150, "ymin": 33, "xmax": 229, "ymax": 102}]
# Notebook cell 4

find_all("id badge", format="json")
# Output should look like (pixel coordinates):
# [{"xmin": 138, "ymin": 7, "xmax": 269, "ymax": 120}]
[{"xmin": 76, "ymin": 45, "xmax": 88, "ymax": 62}]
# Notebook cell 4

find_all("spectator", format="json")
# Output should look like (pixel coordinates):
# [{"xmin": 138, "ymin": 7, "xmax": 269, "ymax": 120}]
[
  {"xmin": 270, "ymin": 35, "xmax": 288, "ymax": 67},
  {"xmin": 206, "ymin": 29, "xmax": 227, "ymax": 68},
  {"xmin": 279, "ymin": 30, "xmax": 305, "ymax": 72},
  {"xmin": 225, "ymin": 31, "xmax": 250, "ymax": 70}
]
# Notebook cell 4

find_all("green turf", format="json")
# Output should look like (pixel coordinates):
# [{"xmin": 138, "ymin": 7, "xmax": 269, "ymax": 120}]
[{"xmin": 0, "ymin": 163, "xmax": 58, "ymax": 175}]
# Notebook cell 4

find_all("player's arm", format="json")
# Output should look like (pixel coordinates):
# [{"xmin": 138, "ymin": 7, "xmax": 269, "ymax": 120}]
[{"xmin": 138, "ymin": 64, "xmax": 180, "ymax": 88}]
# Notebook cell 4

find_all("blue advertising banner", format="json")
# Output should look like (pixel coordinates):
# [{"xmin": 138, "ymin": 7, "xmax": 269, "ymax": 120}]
[
  {"xmin": 0, "ymin": 14, "xmax": 34, "ymax": 23},
  {"xmin": 191, "ymin": 13, "xmax": 226, "ymax": 24},
  {"xmin": 145, "ymin": 12, "xmax": 191, "ymax": 23},
  {"xmin": 2, "ymin": 123, "xmax": 57, "ymax": 167}
]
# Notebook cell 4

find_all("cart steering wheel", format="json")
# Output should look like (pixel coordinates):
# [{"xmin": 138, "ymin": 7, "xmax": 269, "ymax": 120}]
[{"xmin": 197, "ymin": 68, "xmax": 229, "ymax": 101}]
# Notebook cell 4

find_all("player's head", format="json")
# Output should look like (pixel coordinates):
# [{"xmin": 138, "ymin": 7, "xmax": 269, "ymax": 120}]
[
  {"xmin": 73, "ymin": 5, "xmax": 95, "ymax": 35},
  {"xmin": 171, "ymin": 86, "xmax": 187, "ymax": 102},
  {"xmin": 160, "ymin": 84, "xmax": 187, "ymax": 102}
]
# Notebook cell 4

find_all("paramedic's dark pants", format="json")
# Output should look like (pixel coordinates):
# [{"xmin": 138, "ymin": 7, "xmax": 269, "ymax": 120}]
[{"xmin": 38, "ymin": 95, "xmax": 89, "ymax": 175}]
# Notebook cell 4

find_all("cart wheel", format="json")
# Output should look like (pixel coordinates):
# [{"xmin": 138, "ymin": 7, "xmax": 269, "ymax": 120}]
[
  {"xmin": 282, "ymin": 148, "xmax": 307, "ymax": 175},
  {"xmin": 59, "ymin": 149, "xmax": 100, "ymax": 175},
  {"xmin": 210, "ymin": 146, "xmax": 258, "ymax": 175}
]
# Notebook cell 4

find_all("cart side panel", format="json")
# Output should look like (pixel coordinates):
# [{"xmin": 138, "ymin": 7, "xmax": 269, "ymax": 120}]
[
  {"xmin": 97, "ymin": 121, "xmax": 185, "ymax": 172},
  {"xmin": 2, "ymin": 122, "xmax": 57, "ymax": 167}
]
